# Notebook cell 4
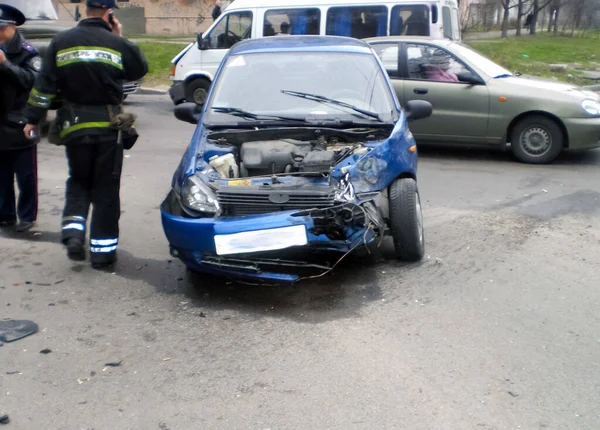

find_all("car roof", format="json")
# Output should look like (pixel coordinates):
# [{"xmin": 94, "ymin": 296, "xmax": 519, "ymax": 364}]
[
  {"xmin": 229, "ymin": 35, "xmax": 374, "ymax": 55},
  {"xmin": 365, "ymin": 36, "xmax": 456, "ymax": 46}
]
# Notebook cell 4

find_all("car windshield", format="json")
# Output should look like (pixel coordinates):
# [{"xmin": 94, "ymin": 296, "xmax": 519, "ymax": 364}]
[
  {"xmin": 2, "ymin": 0, "xmax": 58, "ymax": 20},
  {"xmin": 204, "ymin": 51, "xmax": 397, "ymax": 125},
  {"xmin": 451, "ymin": 42, "xmax": 512, "ymax": 78}
]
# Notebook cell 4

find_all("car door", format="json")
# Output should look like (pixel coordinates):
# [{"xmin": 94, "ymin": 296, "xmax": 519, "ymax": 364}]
[
  {"xmin": 370, "ymin": 42, "xmax": 404, "ymax": 104},
  {"xmin": 201, "ymin": 11, "xmax": 254, "ymax": 79},
  {"xmin": 401, "ymin": 43, "xmax": 490, "ymax": 144}
]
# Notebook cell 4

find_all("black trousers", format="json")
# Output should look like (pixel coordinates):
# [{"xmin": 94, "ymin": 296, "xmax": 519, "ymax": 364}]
[
  {"xmin": 0, "ymin": 146, "xmax": 38, "ymax": 223},
  {"xmin": 61, "ymin": 137, "xmax": 123, "ymax": 264}
]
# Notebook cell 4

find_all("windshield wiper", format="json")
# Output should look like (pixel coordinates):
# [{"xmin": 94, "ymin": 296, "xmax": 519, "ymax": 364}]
[
  {"xmin": 280, "ymin": 90, "xmax": 382, "ymax": 122},
  {"xmin": 211, "ymin": 106, "xmax": 308, "ymax": 123},
  {"xmin": 494, "ymin": 74, "xmax": 513, "ymax": 79}
]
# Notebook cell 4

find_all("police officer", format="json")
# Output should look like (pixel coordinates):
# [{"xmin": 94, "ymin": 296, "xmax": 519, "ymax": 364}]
[
  {"xmin": 24, "ymin": 0, "xmax": 148, "ymax": 269},
  {"xmin": 0, "ymin": 4, "xmax": 40, "ymax": 232}
]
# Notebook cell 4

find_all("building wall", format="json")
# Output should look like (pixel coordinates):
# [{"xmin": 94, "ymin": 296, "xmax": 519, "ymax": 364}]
[{"xmin": 54, "ymin": 0, "xmax": 229, "ymax": 35}]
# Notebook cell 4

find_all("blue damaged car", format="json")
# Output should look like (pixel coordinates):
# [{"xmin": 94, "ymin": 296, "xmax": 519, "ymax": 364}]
[{"xmin": 160, "ymin": 36, "xmax": 432, "ymax": 283}]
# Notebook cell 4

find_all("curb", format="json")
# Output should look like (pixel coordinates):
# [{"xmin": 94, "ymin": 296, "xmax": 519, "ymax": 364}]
[{"xmin": 137, "ymin": 87, "xmax": 169, "ymax": 95}]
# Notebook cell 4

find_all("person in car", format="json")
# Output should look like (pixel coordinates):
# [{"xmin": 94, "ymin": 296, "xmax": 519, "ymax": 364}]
[
  {"xmin": 277, "ymin": 22, "xmax": 290, "ymax": 35},
  {"xmin": 422, "ymin": 50, "xmax": 459, "ymax": 82}
]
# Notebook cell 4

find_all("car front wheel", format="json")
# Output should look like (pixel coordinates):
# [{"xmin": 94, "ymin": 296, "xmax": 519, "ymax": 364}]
[
  {"xmin": 510, "ymin": 115, "xmax": 564, "ymax": 164},
  {"xmin": 185, "ymin": 78, "xmax": 210, "ymax": 106},
  {"xmin": 388, "ymin": 178, "xmax": 424, "ymax": 261}
]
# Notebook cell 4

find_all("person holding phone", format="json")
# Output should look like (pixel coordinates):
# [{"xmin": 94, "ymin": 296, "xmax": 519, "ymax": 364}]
[
  {"xmin": 0, "ymin": 3, "xmax": 41, "ymax": 233},
  {"xmin": 23, "ymin": 0, "xmax": 148, "ymax": 269}
]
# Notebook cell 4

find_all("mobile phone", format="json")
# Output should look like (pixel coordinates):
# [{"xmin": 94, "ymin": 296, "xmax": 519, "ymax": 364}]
[{"xmin": 109, "ymin": 11, "xmax": 115, "ymax": 26}]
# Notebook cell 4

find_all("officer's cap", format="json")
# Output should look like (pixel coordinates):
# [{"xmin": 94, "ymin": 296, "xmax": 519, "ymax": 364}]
[
  {"xmin": 0, "ymin": 3, "xmax": 26, "ymax": 28},
  {"xmin": 86, "ymin": 0, "xmax": 119, "ymax": 9}
]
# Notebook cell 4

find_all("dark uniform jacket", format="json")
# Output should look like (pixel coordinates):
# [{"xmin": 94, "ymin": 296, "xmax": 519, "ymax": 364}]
[
  {"xmin": 0, "ymin": 31, "xmax": 39, "ymax": 151},
  {"xmin": 25, "ymin": 18, "xmax": 148, "ymax": 144}
]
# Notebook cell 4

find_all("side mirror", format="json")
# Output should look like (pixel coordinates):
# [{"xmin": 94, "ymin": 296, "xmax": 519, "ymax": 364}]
[
  {"xmin": 405, "ymin": 100, "xmax": 432, "ymax": 122},
  {"xmin": 197, "ymin": 33, "xmax": 210, "ymax": 50},
  {"xmin": 174, "ymin": 103, "xmax": 202, "ymax": 125},
  {"xmin": 457, "ymin": 71, "xmax": 484, "ymax": 85}
]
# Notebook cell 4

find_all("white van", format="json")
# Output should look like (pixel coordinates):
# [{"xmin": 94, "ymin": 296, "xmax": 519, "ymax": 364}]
[{"xmin": 168, "ymin": 0, "xmax": 460, "ymax": 105}]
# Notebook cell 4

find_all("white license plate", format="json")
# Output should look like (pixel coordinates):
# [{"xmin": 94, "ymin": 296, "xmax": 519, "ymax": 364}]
[{"xmin": 214, "ymin": 225, "xmax": 308, "ymax": 256}]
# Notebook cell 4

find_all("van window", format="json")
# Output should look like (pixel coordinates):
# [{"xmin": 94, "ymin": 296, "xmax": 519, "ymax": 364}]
[
  {"xmin": 325, "ymin": 6, "xmax": 388, "ymax": 39},
  {"xmin": 264, "ymin": 8, "xmax": 321, "ymax": 36},
  {"xmin": 442, "ymin": 6, "xmax": 452, "ymax": 39},
  {"xmin": 206, "ymin": 11, "xmax": 253, "ymax": 49},
  {"xmin": 390, "ymin": 5, "xmax": 430, "ymax": 36}
]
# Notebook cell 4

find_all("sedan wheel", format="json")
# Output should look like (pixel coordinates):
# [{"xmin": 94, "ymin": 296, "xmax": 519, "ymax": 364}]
[
  {"xmin": 388, "ymin": 178, "xmax": 425, "ymax": 261},
  {"xmin": 510, "ymin": 115, "xmax": 564, "ymax": 164}
]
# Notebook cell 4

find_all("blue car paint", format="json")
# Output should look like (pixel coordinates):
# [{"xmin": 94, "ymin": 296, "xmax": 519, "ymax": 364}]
[{"xmin": 161, "ymin": 36, "xmax": 419, "ymax": 283}]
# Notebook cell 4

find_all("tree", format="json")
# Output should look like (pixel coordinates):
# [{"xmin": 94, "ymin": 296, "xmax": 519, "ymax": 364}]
[
  {"xmin": 529, "ymin": 0, "xmax": 555, "ymax": 34},
  {"xmin": 516, "ymin": 0, "xmax": 534, "ymax": 35},
  {"xmin": 500, "ymin": 0, "xmax": 517, "ymax": 37}
]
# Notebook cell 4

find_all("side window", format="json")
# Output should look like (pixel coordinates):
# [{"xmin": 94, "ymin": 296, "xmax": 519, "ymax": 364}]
[
  {"xmin": 442, "ymin": 6, "xmax": 453, "ymax": 39},
  {"xmin": 390, "ymin": 5, "xmax": 430, "ymax": 36},
  {"xmin": 264, "ymin": 8, "xmax": 321, "ymax": 36},
  {"xmin": 371, "ymin": 43, "xmax": 400, "ymax": 78},
  {"xmin": 405, "ymin": 44, "xmax": 469, "ymax": 83},
  {"xmin": 326, "ymin": 6, "xmax": 388, "ymax": 39},
  {"xmin": 207, "ymin": 11, "xmax": 253, "ymax": 49}
]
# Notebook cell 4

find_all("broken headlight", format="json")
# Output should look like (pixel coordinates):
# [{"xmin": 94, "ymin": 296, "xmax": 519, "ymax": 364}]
[{"xmin": 181, "ymin": 175, "xmax": 220, "ymax": 215}]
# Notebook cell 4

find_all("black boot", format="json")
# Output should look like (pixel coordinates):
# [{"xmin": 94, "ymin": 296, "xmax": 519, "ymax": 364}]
[
  {"xmin": 15, "ymin": 221, "xmax": 34, "ymax": 232},
  {"xmin": 66, "ymin": 237, "xmax": 86, "ymax": 261}
]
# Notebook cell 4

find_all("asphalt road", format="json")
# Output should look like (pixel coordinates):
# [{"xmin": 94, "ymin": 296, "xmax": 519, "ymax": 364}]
[{"xmin": 2, "ymin": 94, "xmax": 600, "ymax": 430}]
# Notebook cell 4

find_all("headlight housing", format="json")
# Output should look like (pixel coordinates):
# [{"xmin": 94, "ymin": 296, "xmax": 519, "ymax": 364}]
[
  {"xmin": 181, "ymin": 175, "xmax": 220, "ymax": 215},
  {"xmin": 581, "ymin": 99, "xmax": 600, "ymax": 116}
]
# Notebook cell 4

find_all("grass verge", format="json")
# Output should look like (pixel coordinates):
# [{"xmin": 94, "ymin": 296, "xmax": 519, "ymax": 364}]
[
  {"xmin": 138, "ymin": 42, "xmax": 189, "ymax": 88},
  {"xmin": 467, "ymin": 33, "xmax": 600, "ymax": 86}
]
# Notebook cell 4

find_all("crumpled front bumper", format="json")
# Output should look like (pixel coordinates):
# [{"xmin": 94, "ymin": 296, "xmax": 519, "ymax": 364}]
[{"xmin": 160, "ymin": 190, "xmax": 380, "ymax": 283}]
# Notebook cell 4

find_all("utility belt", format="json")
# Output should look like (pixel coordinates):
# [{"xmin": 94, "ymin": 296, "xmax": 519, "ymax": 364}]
[{"xmin": 48, "ymin": 102, "xmax": 138, "ymax": 150}]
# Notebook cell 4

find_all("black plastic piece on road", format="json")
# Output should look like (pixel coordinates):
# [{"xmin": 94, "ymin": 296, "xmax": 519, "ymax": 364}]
[{"xmin": 0, "ymin": 320, "xmax": 39, "ymax": 342}]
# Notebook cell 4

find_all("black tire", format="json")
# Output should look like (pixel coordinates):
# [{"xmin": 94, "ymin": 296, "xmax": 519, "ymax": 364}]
[
  {"xmin": 388, "ymin": 178, "xmax": 424, "ymax": 261},
  {"xmin": 185, "ymin": 78, "xmax": 211, "ymax": 106},
  {"xmin": 510, "ymin": 115, "xmax": 564, "ymax": 164}
]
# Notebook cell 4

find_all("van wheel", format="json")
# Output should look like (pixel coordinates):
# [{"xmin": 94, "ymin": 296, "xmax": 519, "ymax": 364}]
[
  {"xmin": 510, "ymin": 115, "xmax": 564, "ymax": 164},
  {"xmin": 388, "ymin": 178, "xmax": 424, "ymax": 261},
  {"xmin": 185, "ymin": 78, "xmax": 210, "ymax": 105}
]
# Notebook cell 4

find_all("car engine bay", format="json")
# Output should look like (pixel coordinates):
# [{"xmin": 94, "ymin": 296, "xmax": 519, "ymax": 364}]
[{"xmin": 204, "ymin": 127, "xmax": 391, "ymax": 179}]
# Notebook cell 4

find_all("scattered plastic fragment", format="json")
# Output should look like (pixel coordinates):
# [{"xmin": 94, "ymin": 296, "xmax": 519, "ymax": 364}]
[
  {"xmin": 104, "ymin": 361, "xmax": 122, "ymax": 367},
  {"xmin": 0, "ymin": 320, "xmax": 38, "ymax": 342},
  {"xmin": 40, "ymin": 349, "xmax": 52, "ymax": 354}
]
